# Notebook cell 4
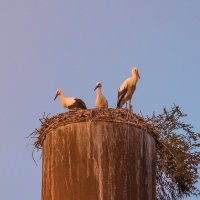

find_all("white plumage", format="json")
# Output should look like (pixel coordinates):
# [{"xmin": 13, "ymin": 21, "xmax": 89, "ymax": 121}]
[
  {"xmin": 94, "ymin": 82, "xmax": 108, "ymax": 109},
  {"xmin": 54, "ymin": 89, "xmax": 87, "ymax": 110},
  {"xmin": 117, "ymin": 67, "xmax": 140, "ymax": 109}
]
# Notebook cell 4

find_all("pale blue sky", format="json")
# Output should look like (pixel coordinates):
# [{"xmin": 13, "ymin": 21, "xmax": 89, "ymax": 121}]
[{"xmin": 0, "ymin": 1, "xmax": 200, "ymax": 199}]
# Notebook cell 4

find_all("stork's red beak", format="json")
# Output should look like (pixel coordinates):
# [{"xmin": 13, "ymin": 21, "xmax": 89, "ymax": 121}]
[
  {"xmin": 137, "ymin": 71, "xmax": 141, "ymax": 79},
  {"xmin": 54, "ymin": 93, "xmax": 59, "ymax": 100}
]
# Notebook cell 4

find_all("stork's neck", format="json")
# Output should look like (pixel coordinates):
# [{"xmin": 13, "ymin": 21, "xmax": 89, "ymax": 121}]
[
  {"xmin": 131, "ymin": 73, "xmax": 138, "ymax": 83},
  {"xmin": 96, "ymin": 87, "xmax": 102, "ymax": 96},
  {"xmin": 59, "ymin": 91, "xmax": 65, "ymax": 104},
  {"xmin": 96, "ymin": 88, "xmax": 104, "ymax": 101}
]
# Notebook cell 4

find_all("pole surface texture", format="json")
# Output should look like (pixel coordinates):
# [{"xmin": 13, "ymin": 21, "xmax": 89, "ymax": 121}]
[{"xmin": 42, "ymin": 121, "xmax": 156, "ymax": 200}]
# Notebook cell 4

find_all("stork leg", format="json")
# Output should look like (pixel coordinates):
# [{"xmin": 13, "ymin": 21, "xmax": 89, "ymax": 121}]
[
  {"xmin": 129, "ymin": 100, "xmax": 133, "ymax": 113},
  {"xmin": 129, "ymin": 100, "xmax": 131, "ymax": 109}
]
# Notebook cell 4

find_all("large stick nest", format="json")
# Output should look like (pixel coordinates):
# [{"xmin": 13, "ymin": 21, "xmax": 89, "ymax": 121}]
[
  {"xmin": 30, "ymin": 106, "xmax": 200, "ymax": 200},
  {"xmin": 32, "ymin": 108, "xmax": 157, "ymax": 149}
]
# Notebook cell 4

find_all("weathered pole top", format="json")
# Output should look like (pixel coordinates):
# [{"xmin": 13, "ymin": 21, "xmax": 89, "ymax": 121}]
[{"xmin": 33, "ymin": 108, "xmax": 157, "ymax": 150}]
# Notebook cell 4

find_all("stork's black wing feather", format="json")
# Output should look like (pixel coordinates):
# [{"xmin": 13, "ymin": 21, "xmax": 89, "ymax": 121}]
[
  {"xmin": 68, "ymin": 98, "xmax": 87, "ymax": 109},
  {"xmin": 117, "ymin": 87, "xmax": 127, "ymax": 108}
]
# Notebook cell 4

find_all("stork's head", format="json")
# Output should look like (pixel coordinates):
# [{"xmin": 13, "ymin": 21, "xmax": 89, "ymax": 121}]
[
  {"xmin": 54, "ymin": 89, "xmax": 62, "ymax": 100},
  {"xmin": 132, "ymin": 67, "xmax": 140, "ymax": 79},
  {"xmin": 94, "ymin": 82, "xmax": 102, "ymax": 91}
]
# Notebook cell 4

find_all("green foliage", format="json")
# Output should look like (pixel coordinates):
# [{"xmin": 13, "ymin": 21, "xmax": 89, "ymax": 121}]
[{"xmin": 145, "ymin": 105, "xmax": 200, "ymax": 199}]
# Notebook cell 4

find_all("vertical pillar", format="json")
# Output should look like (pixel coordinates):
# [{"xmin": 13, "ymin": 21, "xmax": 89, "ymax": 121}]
[{"xmin": 42, "ymin": 121, "xmax": 156, "ymax": 200}]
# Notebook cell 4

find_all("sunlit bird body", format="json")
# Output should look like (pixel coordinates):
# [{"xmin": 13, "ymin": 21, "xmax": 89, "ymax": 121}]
[
  {"xmin": 54, "ymin": 89, "xmax": 87, "ymax": 110},
  {"xmin": 117, "ymin": 67, "xmax": 140, "ymax": 109},
  {"xmin": 94, "ymin": 82, "xmax": 108, "ymax": 109}
]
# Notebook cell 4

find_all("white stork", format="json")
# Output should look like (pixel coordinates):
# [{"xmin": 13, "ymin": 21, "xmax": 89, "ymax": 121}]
[
  {"xmin": 54, "ymin": 89, "xmax": 87, "ymax": 110},
  {"xmin": 117, "ymin": 67, "xmax": 140, "ymax": 109},
  {"xmin": 94, "ymin": 82, "xmax": 108, "ymax": 108}
]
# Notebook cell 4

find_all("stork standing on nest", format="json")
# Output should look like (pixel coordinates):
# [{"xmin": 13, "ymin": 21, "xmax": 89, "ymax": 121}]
[
  {"xmin": 54, "ymin": 89, "xmax": 87, "ymax": 110},
  {"xmin": 94, "ymin": 82, "xmax": 108, "ymax": 109},
  {"xmin": 117, "ymin": 67, "xmax": 140, "ymax": 110}
]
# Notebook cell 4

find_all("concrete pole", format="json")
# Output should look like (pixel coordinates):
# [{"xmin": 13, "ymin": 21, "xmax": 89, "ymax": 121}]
[{"xmin": 42, "ymin": 121, "xmax": 156, "ymax": 200}]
